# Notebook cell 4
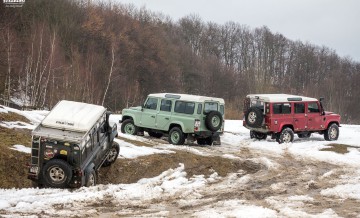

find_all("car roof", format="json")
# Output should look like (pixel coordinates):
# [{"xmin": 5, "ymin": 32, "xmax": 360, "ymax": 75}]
[
  {"xmin": 40, "ymin": 100, "xmax": 106, "ymax": 132},
  {"xmin": 148, "ymin": 93, "xmax": 225, "ymax": 104},
  {"xmin": 246, "ymin": 94, "xmax": 318, "ymax": 103}
]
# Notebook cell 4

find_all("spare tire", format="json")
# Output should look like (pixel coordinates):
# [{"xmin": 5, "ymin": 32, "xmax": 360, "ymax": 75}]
[
  {"xmin": 205, "ymin": 111, "xmax": 223, "ymax": 132},
  {"xmin": 245, "ymin": 107, "xmax": 263, "ymax": 128}
]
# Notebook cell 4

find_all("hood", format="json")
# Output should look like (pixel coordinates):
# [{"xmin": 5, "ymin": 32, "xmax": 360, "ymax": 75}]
[
  {"xmin": 124, "ymin": 106, "xmax": 142, "ymax": 111},
  {"xmin": 324, "ymin": 111, "xmax": 340, "ymax": 117}
]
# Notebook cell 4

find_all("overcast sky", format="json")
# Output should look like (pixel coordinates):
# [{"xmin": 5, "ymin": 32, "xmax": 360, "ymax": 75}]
[{"xmin": 113, "ymin": 0, "xmax": 360, "ymax": 62}]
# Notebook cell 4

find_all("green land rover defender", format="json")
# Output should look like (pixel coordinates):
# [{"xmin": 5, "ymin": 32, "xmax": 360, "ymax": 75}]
[{"xmin": 120, "ymin": 93, "xmax": 225, "ymax": 145}]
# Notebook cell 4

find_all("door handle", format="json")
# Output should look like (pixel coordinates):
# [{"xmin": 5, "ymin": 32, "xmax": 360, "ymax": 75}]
[
  {"xmin": 294, "ymin": 119, "xmax": 298, "ymax": 122},
  {"xmin": 151, "ymin": 115, "xmax": 155, "ymax": 118},
  {"xmin": 165, "ymin": 117, "xmax": 169, "ymax": 120},
  {"xmin": 309, "ymin": 118, "xmax": 312, "ymax": 121}
]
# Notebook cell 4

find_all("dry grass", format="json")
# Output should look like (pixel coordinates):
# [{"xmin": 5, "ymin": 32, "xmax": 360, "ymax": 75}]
[
  {"xmin": 99, "ymin": 150, "xmax": 261, "ymax": 185},
  {"xmin": 0, "ymin": 110, "xmax": 30, "ymax": 123},
  {"xmin": 320, "ymin": 143, "xmax": 359, "ymax": 154},
  {"xmin": 0, "ymin": 127, "xmax": 33, "ymax": 188}
]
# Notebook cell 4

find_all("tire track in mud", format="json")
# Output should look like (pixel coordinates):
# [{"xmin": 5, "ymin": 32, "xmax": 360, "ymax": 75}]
[{"xmin": 96, "ymin": 133, "xmax": 360, "ymax": 217}]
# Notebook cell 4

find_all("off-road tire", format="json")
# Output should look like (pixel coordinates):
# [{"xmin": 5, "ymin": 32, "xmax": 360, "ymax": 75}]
[
  {"xmin": 250, "ymin": 131, "xmax": 267, "ymax": 140},
  {"xmin": 298, "ymin": 132, "xmax": 311, "ymax": 138},
  {"xmin": 169, "ymin": 127, "xmax": 185, "ymax": 145},
  {"xmin": 121, "ymin": 119, "xmax": 138, "ymax": 135},
  {"xmin": 43, "ymin": 159, "xmax": 72, "ymax": 188},
  {"xmin": 197, "ymin": 138, "xmax": 207, "ymax": 145},
  {"xmin": 102, "ymin": 142, "xmax": 120, "ymax": 167},
  {"xmin": 245, "ymin": 107, "xmax": 263, "ymax": 128},
  {"xmin": 324, "ymin": 123, "xmax": 339, "ymax": 141},
  {"xmin": 85, "ymin": 169, "xmax": 97, "ymax": 187},
  {"xmin": 205, "ymin": 111, "xmax": 223, "ymax": 132},
  {"xmin": 277, "ymin": 128, "xmax": 294, "ymax": 144},
  {"xmin": 148, "ymin": 131, "xmax": 163, "ymax": 138}
]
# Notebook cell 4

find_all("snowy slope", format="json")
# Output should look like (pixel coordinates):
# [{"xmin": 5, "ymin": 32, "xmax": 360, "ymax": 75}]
[{"xmin": 1, "ymin": 105, "xmax": 360, "ymax": 217}]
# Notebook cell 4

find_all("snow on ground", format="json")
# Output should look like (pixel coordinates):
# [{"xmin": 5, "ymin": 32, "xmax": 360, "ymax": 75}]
[
  {"xmin": 114, "ymin": 138, "xmax": 174, "ymax": 158},
  {"xmin": 0, "ymin": 164, "xmax": 220, "ymax": 217},
  {"xmin": 11, "ymin": 145, "xmax": 31, "ymax": 154},
  {"xmin": 1, "ymin": 106, "xmax": 360, "ymax": 217}
]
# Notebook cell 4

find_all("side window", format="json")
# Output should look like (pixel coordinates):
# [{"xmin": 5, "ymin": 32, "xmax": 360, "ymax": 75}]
[
  {"xmin": 220, "ymin": 105, "xmax": 224, "ymax": 115},
  {"xmin": 174, "ymin": 101, "xmax": 195, "ymax": 114},
  {"xmin": 294, "ymin": 103, "xmax": 305, "ymax": 113},
  {"xmin": 160, "ymin": 99, "xmax": 172, "ymax": 112},
  {"xmin": 197, "ymin": 103, "xmax": 202, "ymax": 114},
  {"xmin": 273, "ymin": 103, "xmax": 291, "ymax": 114},
  {"xmin": 308, "ymin": 102, "xmax": 320, "ymax": 113},
  {"xmin": 204, "ymin": 102, "xmax": 218, "ymax": 114},
  {"xmin": 144, "ymin": 97, "xmax": 158, "ymax": 110},
  {"xmin": 98, "ymin": 123, "xmax": 106, "ymax": 142}
]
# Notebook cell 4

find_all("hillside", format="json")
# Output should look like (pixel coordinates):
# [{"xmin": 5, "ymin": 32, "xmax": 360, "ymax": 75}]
[
  {"xmin": 0, "ymin": 0, "xmax": 360, "ymax": 123},
  {"xmin": 0, "ymin": 105, "xmax": 360, "ymax": 217}
]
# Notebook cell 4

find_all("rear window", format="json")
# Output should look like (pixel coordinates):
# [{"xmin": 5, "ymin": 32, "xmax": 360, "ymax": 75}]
[
  {"xmin": 204, "ymin": 102, "xmax": 218, "ymax": 114},
  {"xmin": 174, "ymin": 101, "xmax": 195, "ymax": 114},
  {"xmin": 273, "ymin": 103, "xmax": 291, "ymax": 114}
]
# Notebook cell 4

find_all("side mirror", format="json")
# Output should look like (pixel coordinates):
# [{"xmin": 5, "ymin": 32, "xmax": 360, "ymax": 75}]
[{"xmin": 319, "ymin": 97, "xmax": 324, "ymax": 102}]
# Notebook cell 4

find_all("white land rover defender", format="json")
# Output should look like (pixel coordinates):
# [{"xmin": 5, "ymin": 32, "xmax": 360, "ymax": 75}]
[{"xmin": 28, "ymin": 100, "xmax": 119, "ymax": 188}]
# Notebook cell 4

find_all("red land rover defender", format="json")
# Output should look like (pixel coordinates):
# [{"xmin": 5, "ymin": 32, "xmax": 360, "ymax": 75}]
[{"xmin": 243, "ymin": 94, "xmax": 341, "ymax": 143}]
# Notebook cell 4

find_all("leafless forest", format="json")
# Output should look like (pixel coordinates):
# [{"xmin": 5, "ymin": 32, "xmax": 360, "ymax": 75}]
[{"xmin": 1, "ymin": 0, "xmax": 359, "ymax": 122}]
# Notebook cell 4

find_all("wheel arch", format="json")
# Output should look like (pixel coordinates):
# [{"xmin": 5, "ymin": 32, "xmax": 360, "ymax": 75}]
[
  {"xmin": 168, "ymin": 123, "xmax": 184, "ymax": 133},
  {"xmin": 121, "ymin": 115, "xmax": 134, "ymax": 122},
  {"xmin": 326, "ymin": 121, "xmax": 339, "ymax": 129},
  {"xmin": 280, "ymin": 124, "xmax": 294, "ymax": 132}
]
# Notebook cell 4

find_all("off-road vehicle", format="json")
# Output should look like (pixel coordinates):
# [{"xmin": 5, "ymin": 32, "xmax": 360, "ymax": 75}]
[
  {"xmin": 243, "ymin": 94, "xmax": 341, "ymax": 143},
  {"xmin": 120, "ymin": 93, "xmax": 225, "ymax": 145},
  {"xmin": 28, "ymin": 100, "xmax": 119, "ymax": 188}
]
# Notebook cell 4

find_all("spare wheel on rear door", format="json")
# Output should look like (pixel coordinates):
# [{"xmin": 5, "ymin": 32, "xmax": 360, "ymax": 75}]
[
  {"xmin": 205, "ymin": 111, "xmax": 223, "ymax": 131},
  {"xmin": 245, "ymin": 107, "xmax": 263, "ymax": 128}
]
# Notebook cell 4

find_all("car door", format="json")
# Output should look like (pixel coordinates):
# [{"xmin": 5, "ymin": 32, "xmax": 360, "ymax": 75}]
[
  {"xmin": 156, "ymin": 99, "xmax": 172, "ymax": 130},
  {"xmin": 140, "ymin": 97, "xmax": 159, "ymax": 128},
  {"xmin": 293, "ymin": 102, "xmax": 307, "ymax": 131},
  {"xmin": 307, "ymin": 102, "xmax": 324, "ymax": 130}
]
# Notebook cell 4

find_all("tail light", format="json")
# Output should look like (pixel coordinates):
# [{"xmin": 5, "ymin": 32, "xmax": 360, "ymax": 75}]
[{"xmin": 194, "ymin": 119, "xmax": 201, "ymax": 131}]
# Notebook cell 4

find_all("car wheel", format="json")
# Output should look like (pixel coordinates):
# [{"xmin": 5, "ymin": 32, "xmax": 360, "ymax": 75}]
[
  {"xmin": 148, "ymin": 131, "xmax": 163, "ymax": 138},
  {"xmin": 250, "ymin": 131, "xmax": 267, "ymax": 140},
  {"xmin": 102, "ymin": 142, "xmax": 120, "ymax": 167},
  {"xmin": 85, "ymin": 169, "xmax": 97, "ymax": 187},
  {"xmin": 277, "ymin": 128, "xmax": 294, "ymax": 144},
  {"xmin": 324, "ymin": 123, "xmax": 339, "ymax": 141},
  {"xmin": 121, "ymin": 119, "xmax": 138, "ymax": 135},
  {"xmin": 205, "ymin": 111, "xmax": 223, "ymax": 132},
  {"xmin": 169, "ymin": 127, "xmax": 185, "ymax": 145},
  {"xmin": 298, "ymin": 132, "xmax": 311, "ymax": 138},
  {"xmin": 245, "ymin": 107, "xmax": 263, "ymax": 128},
  {"xmin": 197, "ymin": 138, "xmax": 207, "ymax": 145},
  {"xmin": 43, "ymin": 159, "xmax": 72, "ymax": 188}
]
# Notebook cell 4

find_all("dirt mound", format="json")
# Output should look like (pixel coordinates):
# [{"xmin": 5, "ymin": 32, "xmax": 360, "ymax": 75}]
[
  {"xmin": 99, "ymin": 151, "xmax": 261, "ymax": 185},
  {"xmin": 0, "ymin": 127, "xmax": 32, "ymax": 188},
  {"xmin": 0, "ymin": 111, "xmax": 30, "ymax": 123}
]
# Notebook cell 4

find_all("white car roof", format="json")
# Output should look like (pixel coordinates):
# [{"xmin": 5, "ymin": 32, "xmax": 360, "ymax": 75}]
[
  {"xmin": 148, "ymin": 93, "xmax": 225, "ymax": 104},
  {"xmin": 40, "ymin": 100, "xmax": 106, "ymax": 132},
  {"xmin": 246, "ymin": 94, "xmax": 318, "ymax": 103}
]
